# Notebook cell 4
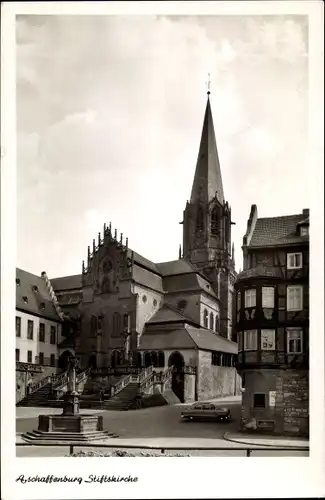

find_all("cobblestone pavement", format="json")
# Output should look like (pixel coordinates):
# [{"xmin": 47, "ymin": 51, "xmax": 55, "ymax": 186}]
[{"xmin": 16, "ymin": 399, "xmax": 241, "ymax": 439}]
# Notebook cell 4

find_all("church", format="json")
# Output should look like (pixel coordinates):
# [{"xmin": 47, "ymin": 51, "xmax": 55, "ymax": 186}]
[{"xmin": 16, "ymin": 93, "xmax": 240, "ymax": 405}]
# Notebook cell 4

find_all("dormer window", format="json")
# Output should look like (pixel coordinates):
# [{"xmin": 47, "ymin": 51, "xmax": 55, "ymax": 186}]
[
  {"xmin": 16, "ymin": 278, "xmax": 20, "ymax": 286},
  {"xmin": 22, "ymin": 296, "xmax": 28, "ymax": 304},
  {"xmin": 32, "ymin": 285, "xmax": 39, "ymax": 292},
  {"xmin": 300, "ymin": 226, "xmax": 309, "ymax": 237},
  {"xmin": 287, "ymin": 253, "xmax": 302, "ymax": 270},
  {"xmin": 39, "ymin": 302, "xmax": 45, "ymax": 310}
]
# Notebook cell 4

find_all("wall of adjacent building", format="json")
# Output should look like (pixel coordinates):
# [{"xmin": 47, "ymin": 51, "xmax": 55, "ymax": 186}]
[
  {"xmin": 15, "ymin": 310, "xmax": 62, "ymax": 365},
  {"xmin": 240, "ymin": 368, "xmax": 309, "ymax": 436}
]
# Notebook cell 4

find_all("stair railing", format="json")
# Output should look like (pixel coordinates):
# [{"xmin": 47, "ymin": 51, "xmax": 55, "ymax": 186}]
[
  {"xmin": 53, "ymin": 367, "xmax": 90, "ymax": 392},
  {"xmin": 112, "ymin": 374, "xmax": 132, "ymax": 396},
  {"xmin": 28, "ymin": 376, "xmax": 52, "ymax": 395},
  {"xmin": 52, "ymin": 371, "xmax": 68, "ymax": 389},
  {"xmin": 111, "ymin": 365, "xmax": 154, "ymax": 397},
  {"xmin": 161, "ymin": 364, "xmax": 174, "ymax": 383}
]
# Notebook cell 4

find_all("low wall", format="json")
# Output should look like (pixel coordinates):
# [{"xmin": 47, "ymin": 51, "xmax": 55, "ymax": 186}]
[{"xmin": 197, "ymin": 350, "xmax": 240, "ymax": 401}]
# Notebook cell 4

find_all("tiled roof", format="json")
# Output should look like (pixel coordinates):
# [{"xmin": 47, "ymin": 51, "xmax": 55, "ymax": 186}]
[
  {"xmin": 186, "ymin": 326, "xmax": 238, "ymax": 354},
  {"xmin": 139, "ymin": 328, "xmax": 196, "ymax": 350},
  {"xmin": 249, "ymin": 214, "xmax": 309, "ymax": 247},
  {"xmin": 147, "ymin": 304, "xmax": 198, "ymax": 326},
  {"xmin": 139, "ymin": 324, "xmax": 238, "ymax": 353},
  {"xmin": 51, "ymin": 274, "xmax": 82, "ymax": 292},
  {"xmin": 127, "ymin": 249, "xmax": 160, "ymax": 274},
  {"xmin": 162, "ymin": 272, "xmax": 217, "ymax": 298},
  {"xmin": 237, "ymin": 265, "xmax": 283, "ymax": 280},
  {"xmin": 132, "ymin": 265, "xmax": 164, "ymax": 293},
  {"xmin": 16, "ymin": 268, "xmax": 61, "ymax": 321},
  {"xmin": 156, "ymin": 259, "xmax": 197, "ymax": 276}
]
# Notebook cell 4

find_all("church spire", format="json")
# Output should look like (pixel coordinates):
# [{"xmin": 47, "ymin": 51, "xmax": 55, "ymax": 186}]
[{"xmin": 190, "ymin": 95, "xmax": 224, "ymax": 206}]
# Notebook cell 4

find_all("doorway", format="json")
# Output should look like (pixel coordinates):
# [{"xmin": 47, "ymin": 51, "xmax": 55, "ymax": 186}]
[{"xmin": 168, "ymin": 351, "xmax": 185, "ymax": 402}]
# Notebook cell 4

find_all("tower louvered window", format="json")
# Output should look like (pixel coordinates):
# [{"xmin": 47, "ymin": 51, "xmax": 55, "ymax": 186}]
[{"xmin": 211, "ymin": 207, "xmax": 220, "ymax": 236}]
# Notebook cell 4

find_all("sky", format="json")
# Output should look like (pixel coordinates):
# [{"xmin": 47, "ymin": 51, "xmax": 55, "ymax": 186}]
[{"xmin": 16, "ymin": 13, "xmax": 309, "ymax": 278}]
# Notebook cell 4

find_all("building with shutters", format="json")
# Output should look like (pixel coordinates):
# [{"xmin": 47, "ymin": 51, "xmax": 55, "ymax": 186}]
[{"xmin": 234, "ymin": 204, "xmax": 309, "ymax": 436}]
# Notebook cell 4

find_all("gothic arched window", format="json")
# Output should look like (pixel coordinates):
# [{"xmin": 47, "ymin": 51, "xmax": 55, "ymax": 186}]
[
  {"xmin": 196, "ymin": 207, "xmax": 204, "ymax": 231},
  {"xmin": 211, "ymin": 207, "xmax": 220, "ymax": 236},
  {"xmin": 209, "ymin": 312, "xmax": 214, "ymax": 330},
  {"xmin": 113, "ymin": 312, "xmax": 121, "ymax": 336},
  {"xmin": 215, "ymin": 314, "xmax": 220, "ymax": 333},
  {"xmin": 123, "ymin": 314, "xmax": 130, "ymax": 333},
  {"xmin": 203, "ymin": 309, "xmax": 208, "ymax": 328}
]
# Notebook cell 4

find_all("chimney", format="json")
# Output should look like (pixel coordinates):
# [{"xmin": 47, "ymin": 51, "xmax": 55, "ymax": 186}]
[{"xmin": 302, "ymin": 208, "xmax": 309, "ymax": 217}]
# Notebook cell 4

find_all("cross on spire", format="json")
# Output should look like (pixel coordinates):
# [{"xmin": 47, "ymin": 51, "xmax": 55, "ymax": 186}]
[{"xmin": 206, "ymin": 73, "xmax": 211, "ymax": 96}]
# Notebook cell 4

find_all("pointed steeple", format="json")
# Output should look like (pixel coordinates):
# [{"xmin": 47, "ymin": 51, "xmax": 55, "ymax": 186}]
[{"xmin": 190, "ymin": 96, "xmax": 224, "ymax": 205}]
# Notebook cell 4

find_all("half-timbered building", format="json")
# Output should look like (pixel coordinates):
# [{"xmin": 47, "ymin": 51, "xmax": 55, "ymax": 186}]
[{"xmin": 235, "ymin": 205, "xmax": 309, "ymax": 436}]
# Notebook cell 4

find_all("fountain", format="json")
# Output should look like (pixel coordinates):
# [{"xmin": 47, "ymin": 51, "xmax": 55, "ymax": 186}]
[{"xmin": 21, "ymin": 355, "xmax": 115, "ymax": 444}]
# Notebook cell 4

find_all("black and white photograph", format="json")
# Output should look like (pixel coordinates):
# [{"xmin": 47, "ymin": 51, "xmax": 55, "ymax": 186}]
[{"xmin": 1, "ymin": 1, "xmax": 324, "ymax": 499}]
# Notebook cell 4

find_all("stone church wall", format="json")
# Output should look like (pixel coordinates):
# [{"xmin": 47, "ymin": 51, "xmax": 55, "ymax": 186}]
[
  {"xmin": 197, "ymin": 350, "xmax": 239, "ymax": 400},
  {"xmin": 133, "ymin": 284, "xmax": 163, "ymax": 340}
]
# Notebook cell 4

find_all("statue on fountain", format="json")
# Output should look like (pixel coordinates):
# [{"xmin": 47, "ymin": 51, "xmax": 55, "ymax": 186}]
[{"xmin": 62, "ymin": 355, "xmax": 80, "ymax": 416}]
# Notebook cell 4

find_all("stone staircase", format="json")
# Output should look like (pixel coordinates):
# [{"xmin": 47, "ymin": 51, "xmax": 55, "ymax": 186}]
[
  {"xmin": 101, "ymin": 382, "xmax": 140, "ymax": 411},
  {"xmin": 16, "ymin": 381, "xmax": 53, "ymax": 407},
  {"xmin": 16, "ymin": 369, "xmax": 89, "ymax": 408}
]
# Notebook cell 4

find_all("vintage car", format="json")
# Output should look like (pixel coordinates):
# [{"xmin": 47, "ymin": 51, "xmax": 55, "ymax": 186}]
[{"xmin": 181, "ymin": 402, "xmax": 232, "ymax": 422}]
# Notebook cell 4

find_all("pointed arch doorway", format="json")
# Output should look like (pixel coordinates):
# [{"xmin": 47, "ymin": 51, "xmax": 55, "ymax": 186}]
[{"xmin": 168, "ymin": 351, "xmax": 185, "ymax": 403}]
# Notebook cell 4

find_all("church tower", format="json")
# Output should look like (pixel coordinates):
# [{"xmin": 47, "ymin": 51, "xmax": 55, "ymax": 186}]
[{"xmin": 182, "ymin": 91, "xmax": 236, "ymax": 339}]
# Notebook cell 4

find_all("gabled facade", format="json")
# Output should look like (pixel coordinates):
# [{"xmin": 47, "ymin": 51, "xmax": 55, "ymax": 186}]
[
  {"xmin": 235, "ymin": 205, "xmax": 309, "ymax": 436},
  {"xmin": 15, "ymin": 269, "xmax": 64, "ymax": 402}
]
